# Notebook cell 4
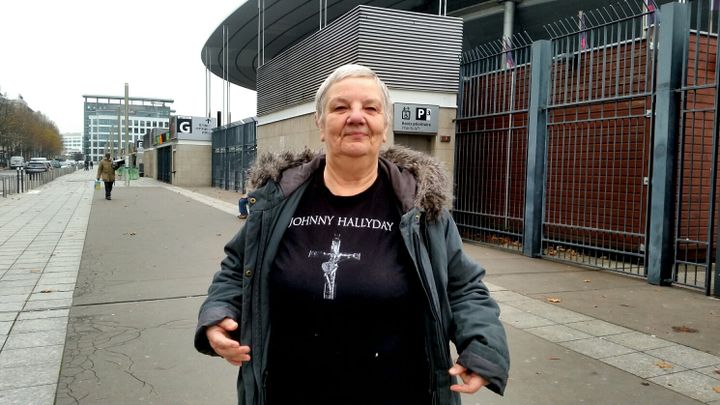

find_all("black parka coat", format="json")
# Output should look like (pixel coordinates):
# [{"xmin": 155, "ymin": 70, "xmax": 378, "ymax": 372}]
[{"xmin": 195, "ymin": 146, "xmax": 509, "ymax": 404}]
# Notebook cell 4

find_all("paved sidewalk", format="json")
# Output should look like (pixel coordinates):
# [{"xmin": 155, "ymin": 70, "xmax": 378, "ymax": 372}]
[
  {"xmin": 0, "ymin": 169, "xmax": 718, "ymax": 404},
  {"xmin": 0, "ymin": 169, "xmax": 92, "ymax": 404}
]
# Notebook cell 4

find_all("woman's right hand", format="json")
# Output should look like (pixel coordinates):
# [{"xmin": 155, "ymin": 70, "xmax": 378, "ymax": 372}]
[{"xmin": 206, "ymin": 318, "xmax": 251, "ymax": 366}]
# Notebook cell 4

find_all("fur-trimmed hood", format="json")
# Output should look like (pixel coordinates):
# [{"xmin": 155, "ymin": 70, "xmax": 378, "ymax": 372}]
[{"xmin": 246, "ymin": 145, "xmax": 453, "ymax": 220}]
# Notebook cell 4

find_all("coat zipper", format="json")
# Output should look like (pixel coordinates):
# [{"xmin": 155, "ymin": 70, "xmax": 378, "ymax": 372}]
[
  {"xmin": 252, "ymin": 210, "xmax": 269, "ymax": 404},
  {"xmin": 260, "ymin": 369, "xmax": 269, "ymax": 404},
  {"xmin": 406, "ymin": 214, "xmax": 451, "ymax": 401},
  {"xmin": 411, "ymin": 222, "xmax": 450, "ymax": 367}
]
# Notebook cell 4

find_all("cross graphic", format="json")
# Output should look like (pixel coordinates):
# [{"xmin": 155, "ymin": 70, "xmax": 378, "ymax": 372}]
[{"xmin": 308, "ymin": 234, "xmax": 361, "ymax": 300}]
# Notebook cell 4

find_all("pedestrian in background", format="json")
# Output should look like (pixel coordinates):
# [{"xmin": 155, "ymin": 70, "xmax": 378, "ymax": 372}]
[
  {"xmin": 84, "ymin": 160, "xmax": 89, "ymax": 171},
  {"xmin": 96, "ymin": 153, "xmax": 115, "ymax": 200},
  {"xmin": 237, "ymin": 194, "xmax": 249, "ymax": 219},
  {"xmin": 89, "ymin": 160, "xmax": 93, "ymax": 169},
  {"xmin": 195, "ymin": 64, "xmax": 509, "ymax": 404}
]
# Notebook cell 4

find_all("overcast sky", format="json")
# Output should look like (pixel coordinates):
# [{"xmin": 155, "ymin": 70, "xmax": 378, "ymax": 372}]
[{"xmin": 0, "ymin": 0, "xmax": 256, "ymax": 134}]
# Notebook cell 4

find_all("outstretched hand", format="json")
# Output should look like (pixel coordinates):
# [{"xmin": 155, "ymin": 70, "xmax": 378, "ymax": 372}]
[
  {"xmin": 206, "ymin": 318, "xmax": 251, "ymax": 366},
  {"xmin": 449, "ymin": 363, "xmax": 488, "ymax": 394}
]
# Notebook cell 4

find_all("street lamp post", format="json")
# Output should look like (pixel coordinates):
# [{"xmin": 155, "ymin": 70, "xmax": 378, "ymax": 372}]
[{"xmin": 124, "ymin": 83, "xmax": 130, "ymax": 187}]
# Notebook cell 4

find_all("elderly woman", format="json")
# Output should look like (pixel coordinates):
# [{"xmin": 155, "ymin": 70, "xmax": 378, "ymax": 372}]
[{"xmin": 195, "ymin": 64, "xmax": 509, "ymax": 404}]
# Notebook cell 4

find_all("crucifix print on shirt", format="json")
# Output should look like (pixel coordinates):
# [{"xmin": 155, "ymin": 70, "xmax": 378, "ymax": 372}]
[
  {"xmin": 308, "ymin": 234, "xmax": 361, "ymax": 300},
  {"xmin": 271, "ymin": 170, "xmax": 405, "ymax": 304}
]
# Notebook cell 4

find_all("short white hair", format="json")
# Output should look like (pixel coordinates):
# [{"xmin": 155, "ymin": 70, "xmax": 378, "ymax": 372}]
[{"xmin": 314, "ymin": 64, "xmax": 392, "ymax": 125}]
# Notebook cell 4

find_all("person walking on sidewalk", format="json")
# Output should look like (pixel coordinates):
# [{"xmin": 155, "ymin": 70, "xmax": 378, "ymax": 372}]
[
  {"xmin": 194, "ymin": 64, "xmax": 509, "ymax": 405},
  {"xmin": 96, "ymin": 153, "xmax": 116, "ymax": 200}
]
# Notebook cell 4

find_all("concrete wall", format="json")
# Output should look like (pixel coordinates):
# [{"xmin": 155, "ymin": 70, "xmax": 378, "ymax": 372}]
[
  {"xmin": 257, "ymin": 113, "xmax": 322, "ymax": 153},
  {"xmin": 171, "ymin": 143, "xmax": 212, "ymax": 187},
  {"xmin": 256, "ymin": 107, "xmax": 456, "ymax": 177},
  {"xmin": 143, "ymin": 149, "xmax": 156, "ymax": 179},
  {"xmin": 141, "ymin": 143, "xmax": 211, "ymax": 187}
]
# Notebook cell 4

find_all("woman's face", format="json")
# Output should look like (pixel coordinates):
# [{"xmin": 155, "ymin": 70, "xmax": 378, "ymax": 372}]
[{"xmin": 318, "ymin": 77, "xmax": 388, "ymax": 161}]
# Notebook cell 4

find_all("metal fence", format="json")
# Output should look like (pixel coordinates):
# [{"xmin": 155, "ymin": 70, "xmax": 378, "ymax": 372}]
[
  {"xmin": 455, "ymin": 34, "xmax": 533, "ymax": 251},
  {"xmin": 674, "ymin": 0, "xmax": 719, "ymax": 294},
  {"xmin": 542, "ymin": 2, "xmax": 655, "ymax": 275},
  {"xmin": 212, "ymin": 119, "xmax": 257, "ymax": 193},
  {"xmin": 455, "ymin": 0, "xmax": 720, "ymax": 296},
  {"xmin": 1, "ymin": 166, "xmax": 79, "ymax": 197}
]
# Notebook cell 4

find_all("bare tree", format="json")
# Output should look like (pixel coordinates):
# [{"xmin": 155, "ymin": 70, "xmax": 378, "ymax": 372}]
[{"xmin": 0, "ymin": 96, "xmax": 62, "ymax": 161}]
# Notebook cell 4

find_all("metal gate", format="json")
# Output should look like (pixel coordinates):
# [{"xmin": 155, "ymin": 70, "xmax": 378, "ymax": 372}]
[
  {"xmin": 454, "ymin": 0, "xmax": 719, "ymax": 295},
  {"xmin": 212, "ymin": 119, "xmax": 257, "ymax": 193},
  {"xmin": 541, "ymin": 3, "xmax": 656, "ymax": 276},
  {"xmin": 454, "ymin": 35, "xmax": 533, "ymax": 250},
  {"xmin": 157, "ymin": 145, "xmax": 172, "ymax": 184},
  {"xmin": 674, "ymin": 0, "xmax": 720, "ymax": 294}
]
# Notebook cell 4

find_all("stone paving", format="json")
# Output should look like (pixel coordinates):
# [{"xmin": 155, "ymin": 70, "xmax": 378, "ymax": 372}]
[
  {"xmin": 0, "ymin": 169, "xmax": 719, "ymax": 404},
  {"xmin": 490, "ymin": 285, "xmax": 720, "ymax": 404},
  {"xmin": 0, "ymin": 169, "xmax": 92, "ymax": 404}
]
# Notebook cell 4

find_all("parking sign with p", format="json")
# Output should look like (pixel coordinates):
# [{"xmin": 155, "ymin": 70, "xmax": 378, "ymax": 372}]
[{"xmin": 416, "ymin": 108, "xmax": 432, "ymax": 121}]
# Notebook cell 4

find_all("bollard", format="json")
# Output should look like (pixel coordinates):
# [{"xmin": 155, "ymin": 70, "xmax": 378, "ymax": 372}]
[{"xmin": 16, "ymin": 166, "xmax": 22, "ymax": 193}]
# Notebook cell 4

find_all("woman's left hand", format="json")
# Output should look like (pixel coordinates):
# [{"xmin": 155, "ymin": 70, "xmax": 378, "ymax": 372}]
[{"xmin": 448, "ymin": 363, "xmax": 488, "ymax": 394}]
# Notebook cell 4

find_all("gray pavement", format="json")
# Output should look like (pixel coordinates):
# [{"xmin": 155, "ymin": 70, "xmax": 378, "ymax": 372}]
[{"xmin": 0, "ymin": 169, "xmax": 718, "ymax": 404}]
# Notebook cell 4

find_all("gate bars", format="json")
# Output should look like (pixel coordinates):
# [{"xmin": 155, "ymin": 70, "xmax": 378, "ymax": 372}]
[
  {"xmin": 211, "ymin": 119, "xmax": 257, "ymax": 193},
  {"xmin": 674, "ymin": 0, "xmax": 720, "ymax": 294},
  {"xmin": 542, "ymin": 2, "xmax": 655, "ymax": 277},
  {"xmin": 455, "ymin": 0, "xmax": 720, "ymax": 296},
  {"xmin": 454, "ymin": 33, "xmax": 533, "ymax": 251}
]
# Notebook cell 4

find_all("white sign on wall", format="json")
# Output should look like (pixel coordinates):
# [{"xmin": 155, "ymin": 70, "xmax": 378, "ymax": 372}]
[
  {"xmin": 392, "ymin": 103, "xmax": 439, "ymax": 135},
  {"xmin": 175, "ymin": 116, "xmax": 217, "ymax": 141}
]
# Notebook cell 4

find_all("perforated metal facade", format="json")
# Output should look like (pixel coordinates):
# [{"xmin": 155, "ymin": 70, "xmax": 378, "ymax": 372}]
[{"xmin": 256, "ymin": 6, "xmax": 462, "ymax": 116}]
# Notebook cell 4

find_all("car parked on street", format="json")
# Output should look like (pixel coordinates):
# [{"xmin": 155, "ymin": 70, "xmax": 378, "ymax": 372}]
[
  {"xmin": 24, "ymin": 160, "xmax": 48, "ymax": 173},
  {"xmin": 29, "ymin": 157, "xmax": 52, "ymax": 171}
]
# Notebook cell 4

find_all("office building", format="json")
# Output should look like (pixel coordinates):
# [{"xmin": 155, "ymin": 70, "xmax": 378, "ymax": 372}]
[
  {"xmin": 83, "ymin": 95, "xmax": 173, "ymax": 162},
  {"xmin": 61, "ymin": 132, "xmax": 82, "ymax": 155}
]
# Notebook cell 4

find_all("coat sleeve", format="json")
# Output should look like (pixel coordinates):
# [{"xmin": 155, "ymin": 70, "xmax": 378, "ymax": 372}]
[
  {"xmin": 440, "ymin": 212, "xmax": 510, "ymax": 395},
  {"xmin": 194, "ymin": 225, "xmax": 247, "ymax": 356}
]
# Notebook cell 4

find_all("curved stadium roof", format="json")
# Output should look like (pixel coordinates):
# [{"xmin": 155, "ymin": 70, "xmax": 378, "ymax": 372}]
[
  {"xmin": 200, "ymin": 0, "xmax": 631, "ymax": 91},
  {"xmin": 200, "ymin": 0, "xmax": 436, "ymax": 91}
]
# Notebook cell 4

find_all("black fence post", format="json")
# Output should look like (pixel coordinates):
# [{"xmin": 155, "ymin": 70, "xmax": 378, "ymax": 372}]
[
  {"xmin": 647, "ymin": 2, "xmax": 689, "ymax": 286},
  {"xmin": 523, "ymin": 40, "xmax": 552, "ymax": 257},
  {"xmin": 712, "ymin": 10, "xmax": 720, "ymax": 297}
]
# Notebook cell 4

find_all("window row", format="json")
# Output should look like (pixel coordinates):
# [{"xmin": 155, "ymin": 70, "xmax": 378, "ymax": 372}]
[{"xmin": 88, "ymin": 119, "xmax": 169, "ymax": 128}]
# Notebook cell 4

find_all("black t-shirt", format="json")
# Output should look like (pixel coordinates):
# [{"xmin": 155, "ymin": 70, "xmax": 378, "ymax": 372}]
[{"xmin": 267, "ymin": 169, "xmax": 430, "ymax": 405}]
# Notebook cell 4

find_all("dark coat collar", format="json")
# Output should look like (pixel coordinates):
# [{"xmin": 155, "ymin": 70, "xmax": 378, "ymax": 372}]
[{"xmin": 247, "ymin": 146, "xmax": 452, "ymax": 220}]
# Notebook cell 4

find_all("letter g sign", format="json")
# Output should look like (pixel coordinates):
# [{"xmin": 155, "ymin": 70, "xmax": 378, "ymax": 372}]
[{"xmin": 178, "ymin": 117, "xmax": 192, "ymax": 134}]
